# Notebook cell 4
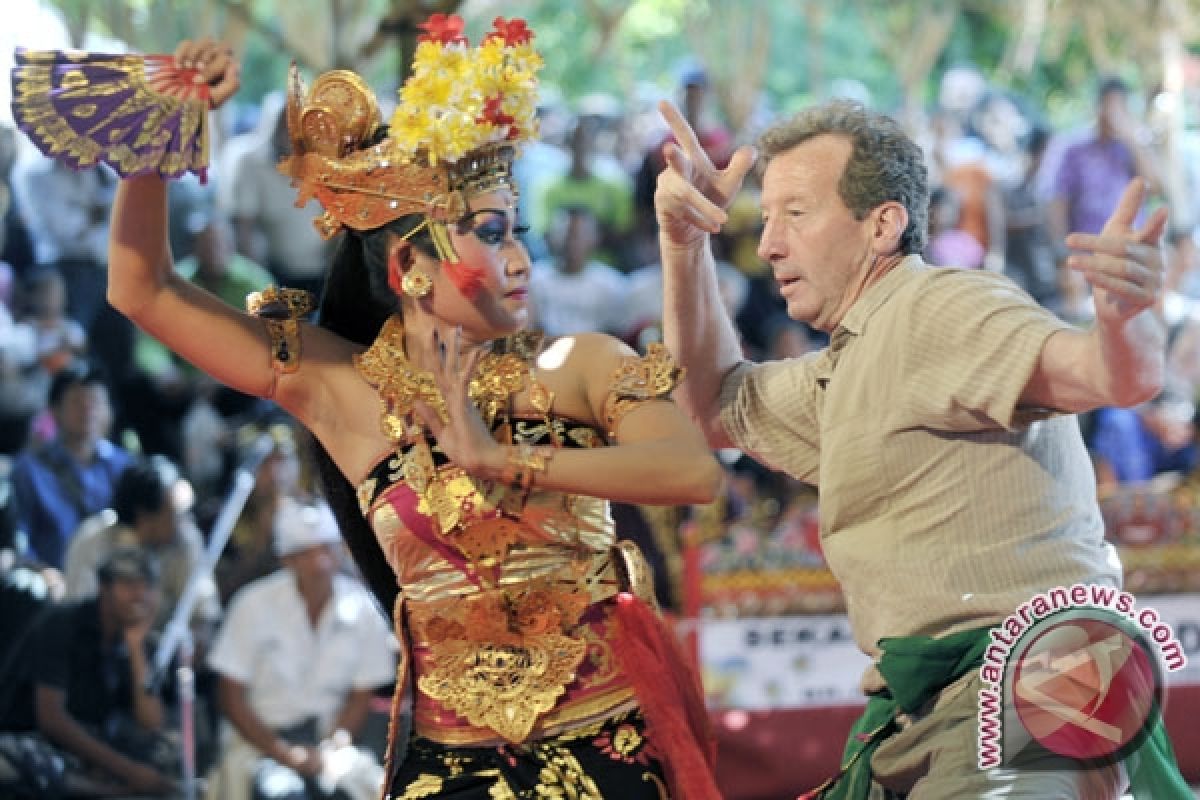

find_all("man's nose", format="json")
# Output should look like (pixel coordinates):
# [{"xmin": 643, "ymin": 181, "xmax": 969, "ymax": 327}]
[{"xmin": 757, "ymin": 220, "xmax": 784, "ymax": 262}]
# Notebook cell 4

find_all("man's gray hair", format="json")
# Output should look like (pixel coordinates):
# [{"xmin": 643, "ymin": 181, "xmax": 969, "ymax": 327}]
[{"xmin": 757, "ymin": 100, "xmax": 929, "ymax": 255}]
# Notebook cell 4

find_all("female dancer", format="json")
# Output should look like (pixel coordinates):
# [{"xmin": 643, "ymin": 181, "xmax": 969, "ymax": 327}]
[{"xmin": 104, "ymin": 17, "xmax": 722, "ymax": 800}]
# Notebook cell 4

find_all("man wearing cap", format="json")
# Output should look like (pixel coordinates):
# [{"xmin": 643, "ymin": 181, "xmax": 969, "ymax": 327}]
[
  {"xmin": 205, "ymin": 499, "xmax": 395, "ymax": 800},
  {"xmin": 26, "ymin": 545, "xmax": 180, "ymax": 795}
]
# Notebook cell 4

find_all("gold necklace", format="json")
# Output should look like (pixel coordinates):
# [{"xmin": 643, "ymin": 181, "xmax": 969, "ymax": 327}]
[{"xmin": 355, "ymin": 316, "xmax": 549, "ymax": 441}]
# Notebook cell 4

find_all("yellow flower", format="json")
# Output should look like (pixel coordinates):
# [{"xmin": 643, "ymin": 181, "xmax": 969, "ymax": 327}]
[
  {"xmin": 476, "ymin": 39, "xmax": 507, "ymax": 72},
  {"xmin": 404, "ymin": 73, "xmax": 455, "ymax": 109},
  {"xmin": 389, "ymin": 27, "xmax": 542, "ymax": 165}
]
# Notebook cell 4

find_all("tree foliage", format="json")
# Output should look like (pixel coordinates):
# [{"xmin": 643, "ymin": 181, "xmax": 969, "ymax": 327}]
[{"xmin": 35, "ymin": 0, "xmax": 1200, "ymax": 129}]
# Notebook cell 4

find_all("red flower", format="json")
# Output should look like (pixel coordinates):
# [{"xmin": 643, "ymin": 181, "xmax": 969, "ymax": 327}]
[
  {"xmin": 417, "ymin": 13, "xmax": 467, "ymax": 45},
  {"xmin": 486, "ymin": 17, "xmax": 533, "ymax": 46},
  {"xmin": 476, "ymin": 95, "xmax": 515, "ymax": 130}
]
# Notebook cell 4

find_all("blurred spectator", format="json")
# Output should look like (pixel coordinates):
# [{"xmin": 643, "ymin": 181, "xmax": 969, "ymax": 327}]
[
  {"xmin": 174, "ymin": 211, "xmax": 276, "ymax": 317},
  {"xmin": 13, "ymin": 265, "xmax": 87, "ymax": 380},
  {"xmin": 218, "ymin": 93, "xmax": 331, "ymax": 297},
  {"xmin": 926, "ymin": 186, "xmax": 985, "ymax": 269},
  {"xmin": 1002, "ymin": 126, "xmax": 1062, "ymax": 308},
  {"xmin": 933, "ymin": 135, "xmax": 1006, "ymax": 271},
  {"xmin": 511, "ymin": 88, "xmax": 571, "ymax": 263},
  {"xmin": 937, "ymin": 66, "xmax": 989, "ymax": 141},
  {"xmin": 206, "ymin": 500, "xmax": 394, "ymax": 800},
  {"xmin": 535, "ymin": 118, "xmax": 633, "ymax": 268},
  {"xmin": 214, "ymin": 424, "xmax": 308, "ymax": 604},
  {"xmin": 531, "ymin": 206, "xmax": 630, "ymax": 337},
  {"xmin": 26, "ymin": 546, "xmax": 180, "ymax": 796},
  {"xmin": 1050, "ymin": 76, "xmax": 1163, "ymax": 241},
  {"xmin": 1089, "ymin": 379, "xmax": 1199, "ymax": 489},
  {"xmin": 0, "ymin": 285, "xmax": 40, "ymax": 456},
  {"xmin": 8, "ymin": 156, "xmax": 113, "ymax": 330},
  {"xmin": 967, "ymin": 91, "xmax": 1031, "ymax": 191},
  {"xmin": 0, "ymin": 460, "xmax": 56, "ymax": 735},
  {"xmin": 633, "ymin": 63, "xmax": 733, "ymax": 266},
  {"xmin": 0, "ymin": 125, "xmax": 35, "ymax": 274},
  {"xmin": 627, "ymin": 252, "xmax": 749, "ymax": 348},
  {"xmin": 11, "ymin": 360, "xmax": 132, "ymax": 569},
  {"xmin": 65, "ymin": 456, "xmax": 220, "ymax": 641},
  {"xmin": 1163, "ymin": 227, "xmax": 1200, "ymax": 327}
]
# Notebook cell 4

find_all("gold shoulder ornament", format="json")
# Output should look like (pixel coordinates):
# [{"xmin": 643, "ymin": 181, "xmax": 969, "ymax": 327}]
[{"xmin": 602, "ymin": 343, "xmax": 684, "ymax": 441}]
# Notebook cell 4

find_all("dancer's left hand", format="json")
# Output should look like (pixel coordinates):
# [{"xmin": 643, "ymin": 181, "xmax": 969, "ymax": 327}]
[{"xmin": 413, "ymin": 326, "xmax": 506, "ymax": 476}]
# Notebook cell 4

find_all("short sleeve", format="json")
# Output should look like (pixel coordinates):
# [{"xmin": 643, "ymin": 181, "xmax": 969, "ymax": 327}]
[
  {"xmin": 205, "ymin": 590, "xmax": 257, "ymax": 683},
  {"xmin": 718, "ymin": 356, "xmax": 822, "ymax": 483},
  {"xmin": 901, "ymin": 269, "xmax": 1072, "ymax": 431}
]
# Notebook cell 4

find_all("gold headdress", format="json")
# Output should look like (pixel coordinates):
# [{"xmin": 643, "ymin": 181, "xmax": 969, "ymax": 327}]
[{"xmin": 278, "ymin": 14, "xmax": 542, "ymax": 242}]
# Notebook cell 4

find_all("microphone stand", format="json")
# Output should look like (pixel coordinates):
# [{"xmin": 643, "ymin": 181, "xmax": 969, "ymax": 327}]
[{"xmin": 146, "ymin": 434, "xmax": 274, "ymax": 800}]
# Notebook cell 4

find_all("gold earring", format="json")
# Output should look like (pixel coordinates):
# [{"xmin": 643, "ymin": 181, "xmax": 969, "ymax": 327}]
[{"xmin": 401, "ymin": 270, "xmax": 433, "ymax": 298}]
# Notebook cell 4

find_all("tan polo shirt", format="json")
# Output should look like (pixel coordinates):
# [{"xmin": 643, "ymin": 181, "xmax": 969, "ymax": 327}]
[{"xmin": 720, "ymin": 256, "xmax": 1121, "ymax": 668}]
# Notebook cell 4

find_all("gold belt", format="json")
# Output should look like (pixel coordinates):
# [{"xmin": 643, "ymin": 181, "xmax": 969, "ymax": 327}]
[{"xmin": 404, "ymin": 542, "xmax": 657, "ymax": 744}]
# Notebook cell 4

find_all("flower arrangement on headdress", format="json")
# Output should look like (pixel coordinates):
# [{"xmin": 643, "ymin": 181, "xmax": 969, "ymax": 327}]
[{"xmin": 389, "ymin": 14, "xmax": 542, "ymax": 167}]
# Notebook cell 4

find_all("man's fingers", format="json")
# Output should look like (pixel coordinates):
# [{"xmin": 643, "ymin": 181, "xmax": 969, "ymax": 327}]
[
  {"xmin": 658, "ymin": 99, "xmax": 708, "ymax": 166},
  {"xmin": 662, "ymin": 141, "xmax": 690, "ymax": 176},
  {"xmin": 1100, "ymin": 177, "xmax": 1146, "ymax": 236},
  {"xmin": 1136, "ymin": 205, "xmax": 1169, "ymax": 246},
  {"xmin": 663, "ymin": 181, "xmax": 727, "ymax": 231},
  {"xmin": 1066, "ymin": 231, "xmax": 1143, "ymax": 258},
  {"xmin": 716, "ymin": 144, "xmax": 757, "ymax": 195}
]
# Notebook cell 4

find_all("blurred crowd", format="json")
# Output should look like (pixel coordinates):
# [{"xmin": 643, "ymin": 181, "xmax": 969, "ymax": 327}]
[{"xmin": 1, "ymin": 58, "xmax": 1200, "ymax": 797}]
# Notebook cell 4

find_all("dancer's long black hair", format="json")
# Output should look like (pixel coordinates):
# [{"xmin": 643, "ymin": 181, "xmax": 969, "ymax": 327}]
[{"xmin": 310, "ymin": 184, "xmax": 438, "ymax": 616}]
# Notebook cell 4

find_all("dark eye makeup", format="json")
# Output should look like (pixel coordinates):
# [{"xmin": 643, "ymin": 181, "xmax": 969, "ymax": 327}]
[{"xmin": 459, "ymin": 209, "xmax": 527, "ymax": 246}]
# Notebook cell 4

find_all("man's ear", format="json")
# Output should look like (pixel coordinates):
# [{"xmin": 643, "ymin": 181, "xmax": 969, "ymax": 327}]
[{"xmin": 873, "ymin": 201, "xmax": 909, "ymax": 254}]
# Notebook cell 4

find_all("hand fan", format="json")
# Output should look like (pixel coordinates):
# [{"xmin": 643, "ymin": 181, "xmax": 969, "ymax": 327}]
[{"xmin": 11, "ymin": 48, "xmax": 211, "ymax": 181}]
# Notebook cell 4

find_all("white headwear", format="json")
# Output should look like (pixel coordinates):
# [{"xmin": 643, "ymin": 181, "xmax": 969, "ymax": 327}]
[{"xmin": 273, "ymin": 499, "xmax": 341, "ymax": 557}]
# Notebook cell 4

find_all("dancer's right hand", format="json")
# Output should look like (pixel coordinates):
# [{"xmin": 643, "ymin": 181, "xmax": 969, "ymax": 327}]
[{"xmin": 173, "ymin": 38, "xmax": 241, "ymax": 109}]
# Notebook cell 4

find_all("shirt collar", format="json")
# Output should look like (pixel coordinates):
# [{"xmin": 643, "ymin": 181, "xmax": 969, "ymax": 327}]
[
  {"xmin": 815, "ymin": 254, "xmax": 926, "ymax": 384},
  {"xmin": 835, "ymin": 254, "xmax": 926, "ymax": 340}
]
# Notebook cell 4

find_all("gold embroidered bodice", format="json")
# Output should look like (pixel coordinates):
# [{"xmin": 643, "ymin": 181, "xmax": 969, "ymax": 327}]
[{"xmin": 352, "ymin": 315, "xmax": 680, "ymax": 745}]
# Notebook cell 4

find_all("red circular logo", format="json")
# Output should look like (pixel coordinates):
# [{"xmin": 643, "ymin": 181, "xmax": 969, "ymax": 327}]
[{"xmin": 1011, "ymin": 616, "xmax": 1159, "ymax": 761}]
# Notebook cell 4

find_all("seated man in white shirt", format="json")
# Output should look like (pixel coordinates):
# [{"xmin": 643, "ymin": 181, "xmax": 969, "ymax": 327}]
[{"xmin": 205, "ymin": 500, "xmax": 396, "ymax": 800}]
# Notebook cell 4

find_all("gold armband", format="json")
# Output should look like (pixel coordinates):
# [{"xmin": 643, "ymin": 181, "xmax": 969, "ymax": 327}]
[
  {"xmin": 245, "ymin": 286, "xmax": 315, "ymax": 375},
  {"xmin": 602, "ymin": 343, "xmax": 684, "ymax": 442}
]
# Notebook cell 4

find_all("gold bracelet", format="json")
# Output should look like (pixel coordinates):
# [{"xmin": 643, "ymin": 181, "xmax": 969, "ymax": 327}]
[{"xmin": 501, "ymin": 442, "xmax": 553, "ymax": 494}]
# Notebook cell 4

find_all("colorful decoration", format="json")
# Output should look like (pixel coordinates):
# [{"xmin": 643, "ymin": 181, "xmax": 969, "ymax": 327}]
[{"xmin": 10, "ymin": 49, "xmax": 211, "ymax": 181}]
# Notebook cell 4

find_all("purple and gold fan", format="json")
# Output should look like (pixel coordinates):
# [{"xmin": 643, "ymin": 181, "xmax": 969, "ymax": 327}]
[{"xmin": 10, "ymin": 48, "xmax": 211, "ymax": 181}]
